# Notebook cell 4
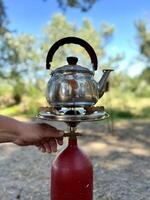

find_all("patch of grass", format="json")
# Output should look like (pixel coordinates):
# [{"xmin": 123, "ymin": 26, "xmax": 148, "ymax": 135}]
[
  {"xmin": 97, "ymin": 89, "xmax": 150, "ymax": 120},
  {"xmin": 140, "ymin": 106, "xmax": 150, "ymax": 118},
  {"xmin": 0, "ymin": 105, "xmax": 22, "ymax": 116},
  {"xmin": 107, "ymin": 109, "xmax": 134, "ymax": 119},
  {"xmin": 0, "ymin": 104, "xmax": 37, "ymax": 119},
  {"xmin": 0, "ymin": 89, "xmax": 149, "ymax": 120}
]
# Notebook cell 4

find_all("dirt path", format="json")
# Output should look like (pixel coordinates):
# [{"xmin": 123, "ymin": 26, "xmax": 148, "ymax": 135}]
[{"xmin": 0, "ymin": 119, "xmax": 150, "ymax": 200}]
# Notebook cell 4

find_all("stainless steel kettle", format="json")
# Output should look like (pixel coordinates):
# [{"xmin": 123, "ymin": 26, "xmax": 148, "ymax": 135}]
[{"xmin": 46, "ymin": 37, "xmax": 113, "ymax": 107}]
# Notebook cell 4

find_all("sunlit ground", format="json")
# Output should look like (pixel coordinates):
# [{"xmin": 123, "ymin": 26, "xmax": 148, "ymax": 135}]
[{"xmin": 0, "ymin": 119, "xmax": 149, "ymax": 200}]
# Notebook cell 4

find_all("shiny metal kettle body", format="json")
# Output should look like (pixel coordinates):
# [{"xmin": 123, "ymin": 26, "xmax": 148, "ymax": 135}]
[{"xmin": 45, "ymin": 37, "xmax": 113, "ymax": 107}]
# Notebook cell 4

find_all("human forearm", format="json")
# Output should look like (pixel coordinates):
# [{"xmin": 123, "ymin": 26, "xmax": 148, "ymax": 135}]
[
  {"xmin": 0, "ymin": 115, "xmax": 19, "ymax": 143},
  {"xmin": 0, "ymin": 115, "xmax": 64, "ymax": 152}
]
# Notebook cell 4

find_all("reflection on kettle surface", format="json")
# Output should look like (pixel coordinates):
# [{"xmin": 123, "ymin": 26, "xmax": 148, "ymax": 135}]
[{"xmin": 46, "ymin": 37, "xmax": 113, "ymax": 107}]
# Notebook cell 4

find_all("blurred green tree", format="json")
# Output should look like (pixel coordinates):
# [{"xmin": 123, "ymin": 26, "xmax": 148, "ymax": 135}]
[
  {"xmin": 41, "ymin": 13, "xmax": 119, "ymax": 71},
  {"xmin": 138, "ymin": 67, "xmax": 150, "ymax": 84},
  {"xmin": 1, "ymin": 12, "xmax": 120, "ymax": 106},
  {"xmin": 0, "ymin": 0, "xmax": 39, "ymax": 103},
  {"xmin": 0, "ymin": 0, "xmax": 7, "ymax": 32},
  {"xmin": 136, "ymin": 20, "xmax": 150, "ymax": 64},
  {"xmin": 0, "ymin": 0, "xmax": 9, "ymax": 76},
  {"xmin": 134, "ymin": 20, "xmax": 150, "ymax": 96},
  {"xmin": 0, "ymin": 28, "xmax": 39, "ymax": 103}
]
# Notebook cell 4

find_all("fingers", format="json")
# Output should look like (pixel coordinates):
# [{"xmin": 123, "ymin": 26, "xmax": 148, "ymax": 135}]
[
  {"xmin": 49, "ymin": 138, "xmax": 57, "ymax": 152},
  {"xmin": 34, "ymin": 123, "xmax": 64, "ymax": 153},
  {"xmin": 38, "ymin": 137, "xmax": 63, "ymax": 153},
  {"xmin": 38, "ymin": 144, "xmax": 46, "ymax": 153},
  {"xmin": 43, "ymin": 142, "xmax": 52, "ymax": 153},
  {"xmin": 56, "ymin": 137, "xmax": 63, "ymax": 146}
]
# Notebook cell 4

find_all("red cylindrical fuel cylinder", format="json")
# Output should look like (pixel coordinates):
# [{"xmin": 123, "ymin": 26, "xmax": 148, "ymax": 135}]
[{"xmin": 51, "ymin": 137, "xmax": 93, "ymax": 200}]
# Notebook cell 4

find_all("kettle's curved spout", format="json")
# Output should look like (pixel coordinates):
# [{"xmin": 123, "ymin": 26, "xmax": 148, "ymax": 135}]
[{"xmin": 98, "ymin": 69, "xmax": 114, "ymax": 98}]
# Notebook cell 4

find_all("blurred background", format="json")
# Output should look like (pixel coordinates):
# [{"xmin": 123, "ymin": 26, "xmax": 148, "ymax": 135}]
[
  {"xmin": 0, "ymin": 0, "xmax": 150, "ymax": 121},
  {"xmin": 0, "ymin": 1, "xmax": 150, "ymax": 199}
]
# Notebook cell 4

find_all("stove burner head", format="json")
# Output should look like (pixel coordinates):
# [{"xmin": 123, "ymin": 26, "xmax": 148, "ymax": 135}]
[
  {"xmin": 64, "ymin": 110, "xmax": 81, "ymax": 115},
  {"xmin": 39, "ymin": 106, "xmax": 104, "ymax": 116},
  {"xmin": 37, "ymin": 106, "xmax": 108, "ymax": 124}
]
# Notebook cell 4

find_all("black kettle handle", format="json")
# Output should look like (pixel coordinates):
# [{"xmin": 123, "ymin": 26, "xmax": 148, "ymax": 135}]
[{"xmin": 46, "ymin": 36, "xmax": 98, "ymax": 71}]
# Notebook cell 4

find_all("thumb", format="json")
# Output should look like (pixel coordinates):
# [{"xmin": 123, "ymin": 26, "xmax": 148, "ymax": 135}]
[
  {"xmin": 44, "ymin": 128, "xmax": 64, "ymax": 138},
  {"xmin": 38, "ymin": 123, "xmax": 64, "ymax": 138}
]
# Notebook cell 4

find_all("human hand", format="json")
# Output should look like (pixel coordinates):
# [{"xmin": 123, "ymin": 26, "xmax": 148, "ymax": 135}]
[{"xmin": 14, "ymin": 122, "xmax": 64, "ymax": 153}]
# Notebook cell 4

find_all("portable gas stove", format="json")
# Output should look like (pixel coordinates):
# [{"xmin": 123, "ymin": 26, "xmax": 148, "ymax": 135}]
[
  {"xmin": 38, "ymin": 106, "xmax": 108, "ymax": 121},
  {"xmin": 35, "ymin": 36, "xmax": 113, "ymax": 200},
  {"xmin": 37, "ymin": 106, "xmax": 109, "ymax": 134}
]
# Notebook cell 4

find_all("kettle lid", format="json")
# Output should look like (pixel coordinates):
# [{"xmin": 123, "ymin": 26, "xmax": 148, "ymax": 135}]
[{"xmin": 51, "ymin": 56, "xmax": 94, "ymax": 75}]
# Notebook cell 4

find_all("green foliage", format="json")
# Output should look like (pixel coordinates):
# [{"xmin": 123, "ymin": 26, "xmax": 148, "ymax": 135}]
[
  {"xmin": 42, "ymin": 13, "xmax": 116, "ymax": 70},
  {"xmin": 1, "ymin": 13, "xmax": 117, "ymax": 84},
  {"xmin": 12, "ymin": 79, "xmax": 25, "ymax": 104},
  {"xmin": 23, "ymin": 98, "xmax": 39, "ymax": 117},
  {"xmin": 0, "ymin": 0, "xmax": 8, "ymax": 33},
  {"xmin": 134, "ymin": 67, "xmax": 150, "ymax": 97},
  {"xmin": 108, "ymin": 109, "xmax": 134, "ymax": 119},
  {"xmin": 98, "ymin": 87, "xmax": 150, "ymax": 119},
  {"xmin": 136, "ymin": 20, "xmax": 150, "ymax": 64},
  {"xmin": 135, "ymin": 81, "xmax": 150, "ymax": 97},
  {"xmin": 138, "ymin": 67, "xmax": 150, "ymax": 83},
  {"xmin": 1, "ymin": 32, "xmax": 37, "ymax": 70},
  {"xmin": 0, "ymin": 105, "xmax": 21, "ymax": 116},
  {"xmin": 0, "ymin": 82, "xmax": 11, "ymax": 96},
  {"xmin": 0, "ymin": 11, "xmax": 150, "ymax": 119}
]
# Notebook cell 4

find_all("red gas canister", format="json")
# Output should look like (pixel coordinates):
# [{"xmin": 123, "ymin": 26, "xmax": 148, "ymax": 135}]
[{"xmin": 51, "ymin": 137, "xmax": 93, "ymax": 200}]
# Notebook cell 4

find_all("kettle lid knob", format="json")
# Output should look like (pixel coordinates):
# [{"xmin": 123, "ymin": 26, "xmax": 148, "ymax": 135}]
[{"xmin": 67, "ymin": 56, "xmax": 78, "ymax": 65}]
